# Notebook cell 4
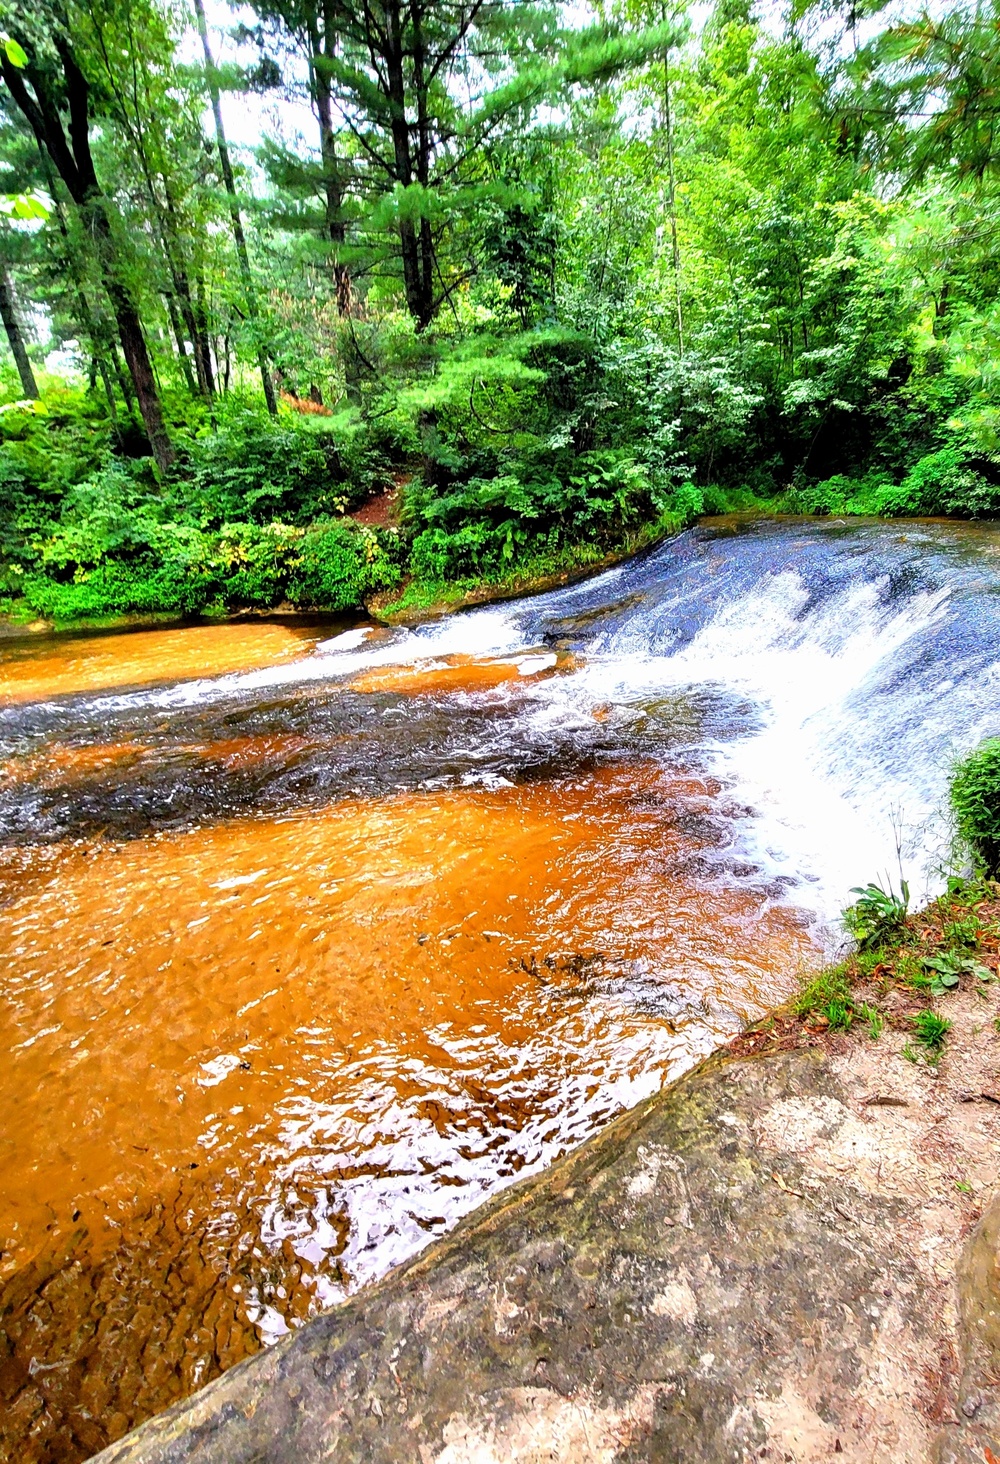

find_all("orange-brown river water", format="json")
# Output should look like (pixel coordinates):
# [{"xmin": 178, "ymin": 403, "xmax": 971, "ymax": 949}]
[
  {"xmin": 18, "ymin": 516, "xmax": 991, "ymax": 1462},
  {"xmin": 0, "ymin": 758, "xmax": 814, "ymax": 1457},
  {"xmin": 0, "ymin": 620, "xmax": 325, "ymax": 705}
]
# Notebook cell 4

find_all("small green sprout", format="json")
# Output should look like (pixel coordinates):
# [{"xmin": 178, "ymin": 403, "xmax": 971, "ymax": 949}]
[{"xmin": 943, "ymin": 915, "xmax": 981, "ymax": 948}]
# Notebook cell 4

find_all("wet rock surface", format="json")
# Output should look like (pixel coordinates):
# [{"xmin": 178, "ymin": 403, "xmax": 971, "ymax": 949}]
[{"xmin": 94, "ymin": 1041, "xmax": 1000, "ymax": 1463}]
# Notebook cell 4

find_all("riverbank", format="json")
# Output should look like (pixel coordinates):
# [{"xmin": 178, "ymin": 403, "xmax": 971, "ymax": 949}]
[
  {"xmin": 366, "ymin": 531, "xmax": 665, "ymax": 624},
  {"xmin": 8, "ymin": 507, "xmax": 994, "ymax": 640},
  {"xmin": 0, "ymin": 513, "xmax": 686, "ymax": 638},
  {"xmin": 7, "ymin": 517, "xmax": 1000, "ymax": 1463},
  {"xmin": 92, "ymin": 886, "xmax": 1000, "ymax": 1463}
]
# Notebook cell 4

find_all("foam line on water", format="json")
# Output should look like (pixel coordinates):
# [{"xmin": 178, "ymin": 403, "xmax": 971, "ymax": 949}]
[{"xmin": 83, "ymin": 606, "xmax": 528, "ymax": 712}]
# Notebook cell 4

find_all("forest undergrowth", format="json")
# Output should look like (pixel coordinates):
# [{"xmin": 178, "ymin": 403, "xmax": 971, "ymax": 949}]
[{"xmin": 4, "ymin": 0, "xmax": 1000, "ymax": 623}]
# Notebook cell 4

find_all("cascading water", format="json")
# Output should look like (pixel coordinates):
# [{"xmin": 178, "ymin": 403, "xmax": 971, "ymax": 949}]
[
  {"xmin": 46, "ymin": 514, "xmax": 988, "ymax": 913},
  {"xmin": 3, "ymin": 515, "xmax": 1000, "ymax": 1461}
]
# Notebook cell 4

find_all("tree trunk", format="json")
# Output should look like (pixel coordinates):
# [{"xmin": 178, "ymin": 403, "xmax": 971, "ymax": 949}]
[
  {"xmin": 1, "ymin": 46, "xmax": 174, "ymax": 469},
  {"xmin": 147, "ymin": 166, "xmax": 215, "ymax": 401},
  {"xmin": 411, "ymin": 9, "xmax": 436, "ymax": 328},
  {"xmin": 660, "ymin": 22, "xmax": 684, "ymax": 357},
  {"xmin": 385, "ymin": 2, "xmax": 430, "ymax": 328},
  {"xmin": 158, "ymin": 183, "xmax": 216, "ymax": 398},
  {"xmin": 0, "ymin": 260, "xmax": 38, "ymax": 398},
  {"xmin": 313, "ymin": 4, "xmax": 361, "ymax": 401},
  {"xmin": 192, "ymin": 272, "xmax": 217, "ymax": 398},
  {"xmin": 149, "ymin": 177, "xmax": 214, "ymax": 400},
  {"xmin": 193, "ymin": 0, "xmax": 277, "ymax": 415},
  {"xmin": 164, "ymin": 290, "xmax": 197, "ymax": 393},
  {"xmin": 87, "ymin": 197, "xmax": 174, "ymax": 470},
  {"xmin": 45, "ymin": 179, "xmax": 125, "ymax": 426}
]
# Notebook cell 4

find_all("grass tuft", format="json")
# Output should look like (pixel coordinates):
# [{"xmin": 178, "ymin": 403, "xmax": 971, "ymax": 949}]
[{"xmin": 912, "ymin": 1009, "xmax": 952, "ymax": 1052}]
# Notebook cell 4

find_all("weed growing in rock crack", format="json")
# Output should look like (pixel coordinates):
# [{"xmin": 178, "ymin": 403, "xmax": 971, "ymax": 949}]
[
  {"xmin": 892, "ymin": 949, "xmax": 928, "ymax": 990},
  {"xmin": 794, "ymin": 966, "xmax": 887, "ymax": 1034},
  {"xmin": 826, "ymin": 997, "xmax": 854, "ymax": 1030},
  {"xmin": 853, "ymin": 948, "xmax": 888, "ymax": 985},
  {"xmin": 912, "ymin": 1009, "xmax": 952, "ymax": 1054},
  {"xmin": 796, "ymin": 972, "xmax": 855, "ymax": 1030},
  {"xmin": 786, "ymin": 870, "xmax": 1000, "ymax": 1059}
]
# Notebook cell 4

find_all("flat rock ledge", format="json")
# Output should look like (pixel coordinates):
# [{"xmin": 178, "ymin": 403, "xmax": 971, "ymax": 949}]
[{"xmin": 96, "ymin": 1039, "xmax": 1000, "ymax": 1464}]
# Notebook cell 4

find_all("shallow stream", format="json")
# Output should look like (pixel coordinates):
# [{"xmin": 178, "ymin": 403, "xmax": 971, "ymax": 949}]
[{"xmin": 4, "ymin": 516, "xmax": 1000, "ymax": 1460}]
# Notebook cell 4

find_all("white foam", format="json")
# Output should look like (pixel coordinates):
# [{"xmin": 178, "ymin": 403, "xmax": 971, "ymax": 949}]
[
  {"xmin": 513, "ymin": 567, "xmax": 962, "ymax": 932},
  {"xmin": 85, "ymin": 605, "xmax": 526, "ymax": 713}
]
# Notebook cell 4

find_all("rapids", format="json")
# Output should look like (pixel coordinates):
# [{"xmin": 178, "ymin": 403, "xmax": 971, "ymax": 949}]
[{"xmin": 3, "ymin": 515, "xmax": 1000, "ymax": 1461}]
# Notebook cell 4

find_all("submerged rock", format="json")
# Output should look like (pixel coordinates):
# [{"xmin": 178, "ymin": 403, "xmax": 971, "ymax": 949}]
[{"xmin": 95, "ymin": 1035, "xmax": 1000, "ymax": 1463}]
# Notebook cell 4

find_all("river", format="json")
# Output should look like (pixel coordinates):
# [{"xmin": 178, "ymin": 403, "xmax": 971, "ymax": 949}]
[{"xmin": 2, "ymin": 516, "xmax": 999, "ymax": 1461}]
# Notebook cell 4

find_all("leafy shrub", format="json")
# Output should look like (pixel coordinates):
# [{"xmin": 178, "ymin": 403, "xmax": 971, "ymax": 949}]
[
  {"xmin": 781, "ymin": 472, "xmax": 892, "ymax": 516},
  {"xmin": 17, "ymin": 467, "xmax": 217, "ymax": 617},
  {"xmin": 699, "ymin": 485, "xmax": 769, "ymax": 515},
  {"xmin": 0, "ymin": 386, "xmax": 112, "ymax": 502},
  {"xmin": 891, "ymin": 448, "xmax": 1000, "ymax": 517},
  {"xmin": 31, "ymin": 462, "xmax": 169, "ymax": 566},
  {"xmin": 20, "ymin": 553, "xmax": 213, "ymax": 619},
  {"xmin": 11, "ymin": 458, "xmax": 401, "ymax": 618},
  {"xmin": 787, "ymin": 449, "xmax": 1000, "ymax": 520},
  {"xmin": 288, "ymin": 521, "xmax": 402, "ymax": 611},
  {"xmin": 950, "ymin": 739, "xmax": 1000, "ymax": 876},
  {"xmin": 180, "ymin": 413, "xmax": 347, "ymax": 524},
  {"xmin": 410, "ymin": 520, "xmax": 502, "ymax": 581},
  {"xmin": 213, "ymin": 522, "xmax": 303, "ymax": 608},
  {"xmin": 179, "ymin": 410, "xmax": 395, "ymax": 526},
  {"xmin": 406, "ymin": 449, "xmax": 666, "ymax": 582}
]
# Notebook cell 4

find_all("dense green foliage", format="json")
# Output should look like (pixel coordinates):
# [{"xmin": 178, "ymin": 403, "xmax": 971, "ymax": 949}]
[
  {"xmin": 4, "ymin": 0, "xmax": 1000, "ymax": 619},
  {"xmin": 950, "ymin": 740, "xmax": 1000, "ymax": 877}
]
